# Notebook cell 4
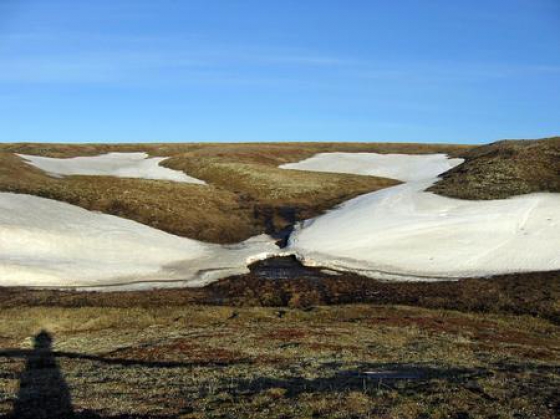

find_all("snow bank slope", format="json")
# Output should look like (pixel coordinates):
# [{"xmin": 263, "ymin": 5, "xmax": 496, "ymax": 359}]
[
  {"xmin": 0, "ymin": 193, "xmax": 276, "ymax": 289},
  {"xmin": 18, "ymin": 152, "xmax": 205, "ymax": 184},
  {"xmin": 285, "ymin": 153, "xmax": 560, "ymax": 280},
  {"xmin": 280, "ymin": 152, "xmax": 463, "ymax": 182}
]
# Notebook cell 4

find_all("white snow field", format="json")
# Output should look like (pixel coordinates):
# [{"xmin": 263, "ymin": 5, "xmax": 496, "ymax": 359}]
[
  {"xmin": 279, "ymin": 152, "xmax": 464, "ymax": 182},
  {"xmin": 18, "ymin": 152, "xmax": 205, "ymax": 184},
  {"xmin": 0, "ymin": 193, "xmax": 277, "ymax": 289},
  {"xmin": 283, "ymin": 153, "xmax": 560, "ymax": 280}
]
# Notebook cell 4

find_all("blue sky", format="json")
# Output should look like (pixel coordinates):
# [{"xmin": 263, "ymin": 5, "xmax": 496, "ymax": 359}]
[{"xmin": 0, "ymin": 0, "xmax": 559, "ymax": 143}]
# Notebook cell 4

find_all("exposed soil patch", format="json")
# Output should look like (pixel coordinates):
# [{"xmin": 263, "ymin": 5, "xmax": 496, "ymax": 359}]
[
  {"xmin": 1, "ymin": 257, "xmax": 559, "ymax": 324},
  {"xmin": 253, "ymin": 205, "xmax": 298, "ymax": 246}
]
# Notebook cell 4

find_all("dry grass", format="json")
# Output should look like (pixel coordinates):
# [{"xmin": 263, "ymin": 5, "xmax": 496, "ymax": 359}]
[
  {"xmin": 0, "ymin": 142, "xmax": 470, "ymax": 159},
  {"xmin": 0, "ymin": 142, "xmax": 469, "ymax": 243},
  {"xmin": 429, "ymin": 136, "xmax": 560, "ymax": 200},
  {"xmin": 0, "ymin": 153, "xmax": 252, "ymax": 243},
  {"xmin": 0, "ymin": 303, "xmax": 557, "ymax": 418}
]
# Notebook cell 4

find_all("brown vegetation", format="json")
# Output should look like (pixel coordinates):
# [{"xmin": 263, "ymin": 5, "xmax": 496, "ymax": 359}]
[
  {"xmin": 2, "ymin": 141, "xmax": 559, "ymax": 417},
  {"xmin": 429, "ymin": 136, "xmax": 560, "ymax": 200},
  {"xmin": 0, "ymin": 152, "xmax": 253, "ymax": 243},
  {"xmin": 0, "ymin": 302, "xmax": 558, "ymax": 418},
  {"xmin": 2, "ymin": 257, "xmax": 559, "ymax": 324},
  {"xmin": 0, "ymin": 142, "xmax": 469, "ymax": 243}
]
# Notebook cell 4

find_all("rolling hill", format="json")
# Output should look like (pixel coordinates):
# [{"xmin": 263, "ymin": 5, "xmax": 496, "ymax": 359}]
[{"xmin": 429, "ymin": 136, "xmax": 560, "ymax": 200}]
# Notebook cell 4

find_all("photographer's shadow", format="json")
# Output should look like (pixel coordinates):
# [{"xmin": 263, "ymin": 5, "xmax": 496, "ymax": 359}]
[
  {"xmin": 9, "ymin": 330, "xmax": 75, "ymax": 419},
  {"xmin": 1, "ymin": 331, "xmax": 185, "ymax": 418}
]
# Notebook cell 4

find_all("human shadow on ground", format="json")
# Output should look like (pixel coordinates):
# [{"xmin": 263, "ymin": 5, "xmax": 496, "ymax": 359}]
[
  {"xmin": 0, "ymin": 331, "xmax": 182, "ymax": 419},
  {"xmin": 10, "ymin": 330, "xmax": 73, "ymax": 419}
]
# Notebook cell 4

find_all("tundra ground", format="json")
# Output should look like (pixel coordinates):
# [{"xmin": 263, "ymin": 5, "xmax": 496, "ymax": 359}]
[
  {"xmin": 1, "ymin": 263, "xmax": 559, "ymax": 419},
  {"xmin": 1, "ymin": 140, "xmax": 558, "ymax": 418},
  {"xmin": 0, "ymin": 303, "xmax": 558, "ymax": 419}
]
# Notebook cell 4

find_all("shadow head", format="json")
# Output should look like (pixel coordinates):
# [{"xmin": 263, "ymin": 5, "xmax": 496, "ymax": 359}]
[{"xmin": 33, "ymin": 329, "xmax": 53, "ymax": 350}]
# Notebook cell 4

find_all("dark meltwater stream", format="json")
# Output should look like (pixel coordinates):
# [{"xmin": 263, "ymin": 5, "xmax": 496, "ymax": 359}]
[
  {"xmin": 251, "ymin": 211, "xmax": 335, "ymax": 281},
  {"xmin": 250, "ymin": 208, "xmax": 342, "ymax": 281},
  {"xmin": 248, "ymin": 256, "xmax": 330, "ymax": 281}
]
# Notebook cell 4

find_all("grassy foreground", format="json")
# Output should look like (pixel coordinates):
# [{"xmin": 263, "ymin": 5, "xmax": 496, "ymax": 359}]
[
  {"xmin": 0, "ymin": 303, "xmax": 558, "ymax": 419},
  {"xmin": 1, "ymin": 261, "xmax": 559, "ymax": 419}
]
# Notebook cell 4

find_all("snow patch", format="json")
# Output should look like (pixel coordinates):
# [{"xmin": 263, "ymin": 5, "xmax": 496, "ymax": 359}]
[
  {"xmin": 280, "ymin": 152, "xmax": 463, "ymax": 182},
  {"xmin": 284, "ymin": 153, "xmax": 560, "ymax": 280},
  {"xmin": 18, "ymin": 152, "xmax": 205, "ymax": 184},
  {"xmin": 0, "ymin": 193, "xmax": 278, "ymax": 289}
]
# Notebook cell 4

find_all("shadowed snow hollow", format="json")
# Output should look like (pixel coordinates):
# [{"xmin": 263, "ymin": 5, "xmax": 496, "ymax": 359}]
[
  {"xmin": 18, "ymin": 152, "xmax": 205, "ymax": 184},
  {"xmin": 0, "ymin": 193, "xmax": 277, "ymax": 289},
  {"xmin": 283, "ymin": 153, "xmax": 560, "ymax": 279}
]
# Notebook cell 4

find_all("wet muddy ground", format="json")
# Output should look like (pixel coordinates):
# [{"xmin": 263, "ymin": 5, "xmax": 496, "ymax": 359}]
[{"xmin": 1, "ymin": 256, "xmax": 559, "ymax": 325}]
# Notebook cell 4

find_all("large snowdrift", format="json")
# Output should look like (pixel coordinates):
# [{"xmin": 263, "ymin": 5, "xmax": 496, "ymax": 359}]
[
  {"xmin": 0, "ymin": 193, "xmax": 276, "ymax": 289},
  {"xmin": 283, "ymin": 153, "xmax": 560, "ymax": 280},
  {"xmin": 18, "ymin": 152, "xmax": 205, "ymax": 184}
]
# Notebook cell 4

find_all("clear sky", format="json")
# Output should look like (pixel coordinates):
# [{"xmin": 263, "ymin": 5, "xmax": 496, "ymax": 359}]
[{"xmin": 0, "ymin": 0, "xmax": 559, "ymax": 143}]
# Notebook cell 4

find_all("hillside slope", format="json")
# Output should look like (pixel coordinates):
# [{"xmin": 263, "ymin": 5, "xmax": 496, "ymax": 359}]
[
  {"xmin": 429, "ymin": 137, "xmax": 560, "ymax": 200},
  {"xmin": 0, "ymin": 142, "xmax": 468, "ymax": 243}
]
